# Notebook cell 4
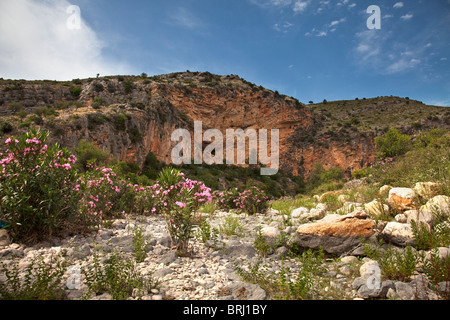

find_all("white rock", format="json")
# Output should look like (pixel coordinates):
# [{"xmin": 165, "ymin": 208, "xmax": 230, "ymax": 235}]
[
  {"xmin": 291, "ymin": 207, "xmax": 309, "ymax": 218},
  {"xmin": 420, "ymin": 195, "xmax": 450, "ymax": 214},
  {"xmin": 394, "ymin": 214, "xmax": 407, "ymax": 223},
  {"xmin": 381, "ymin": 222, "xmax": 415, "ymax": 246},
  {"xmin": 364, "ymin": 199, "xmax": 389, "ymax": 218},
  {"xmin": 261, "ymin": 226, "xmax": 280, "ymax": 238},
  {"xmin": 405, "ymin": 209, "xmax": 433, "ymax": 226},
  {"xmin": 389, "ymin": 187, "xmax": 416, "ymax": 200},
  {"xmin": 360, "ymin": 260, "xmax": 379, "ymax": 277},
  {"xmin": 414, "ymin": 182, "xmax": 441, "ymax": 200}
]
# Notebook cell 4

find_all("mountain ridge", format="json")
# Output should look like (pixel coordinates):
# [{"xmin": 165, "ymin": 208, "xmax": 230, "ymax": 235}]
[{"xmin": 1, "ymin": 72, "xmax": 449, "ymax": 181}]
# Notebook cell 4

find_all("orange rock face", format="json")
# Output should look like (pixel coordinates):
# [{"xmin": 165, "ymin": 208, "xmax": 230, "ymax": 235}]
[
  {"xmin": 289, "ymin": 211, "xmax": 376, "ymax": 254},
  {"xmin": 0, "ymin": 73, "xmax": 378, "ymax": 179},
  {"xmin": 296, "ymin": 212, "xmax": 376, "ymax": 238}
]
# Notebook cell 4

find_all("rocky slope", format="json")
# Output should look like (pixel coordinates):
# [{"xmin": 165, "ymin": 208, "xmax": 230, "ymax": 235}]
[
  {"xmin": 1, "ymin": 180, "xmax": 448, "ymax": 300},
  {"xmin": 1, "ymin": 73, "xmax": 449, "ymax": 179}
]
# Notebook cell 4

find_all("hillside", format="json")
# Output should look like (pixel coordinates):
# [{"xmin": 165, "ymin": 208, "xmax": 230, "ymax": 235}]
[{"xmin": 0, "ymin": 72, "xmax": 449, "ymax": 188}]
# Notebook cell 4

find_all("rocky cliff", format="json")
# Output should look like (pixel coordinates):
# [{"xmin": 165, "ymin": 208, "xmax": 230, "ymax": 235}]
[{"xmin": 0, "ymin": 72, "xmax": 448, "ymax": 179}]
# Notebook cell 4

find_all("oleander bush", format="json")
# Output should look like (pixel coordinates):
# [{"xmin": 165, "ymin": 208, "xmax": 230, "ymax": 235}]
[{"xmin": 0, "ymin": 129, "xmax": 81, "ymax": 243}]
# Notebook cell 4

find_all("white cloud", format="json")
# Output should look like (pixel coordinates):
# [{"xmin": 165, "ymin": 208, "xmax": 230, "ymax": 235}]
[
  {"xmin": 293, "ymin": 1, "xmax": 309, "ymax": 13},
  {"xmin": 330, "ymin": 17, "xmax": 346, "ymax": 27},
  {"xmin": 393, "ymin": 2, "xmax": 404, "ymax": 9},
  {"xmin": 249, "ymin": 0, "xmax": 292, "ymax": 8},
  {"xmin": 0, "ymin": 0, "xmax": 129, "ymax": 81},
  {"xmin": 271, "ymin": 0, "xmax": 292, "ymax": 6},
  {"xmin": 400, "ymin": 13, "xmax": 414, "ymax": 20},
  {"xmin": 169, "ymin": 7, "xmax": 202, "ymax": 29},
  {"xmin": 348, "ymin": 3, "xmax": 356, "ymax": 8},
  {"xmin": 274, "ymin": 21, "xmax": 293, "ymax": 32}
]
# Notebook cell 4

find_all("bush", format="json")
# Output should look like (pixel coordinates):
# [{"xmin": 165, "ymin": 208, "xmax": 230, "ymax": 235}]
[
  {"xmin": 155, "ymin": 167, "xmax": 212, "ymax": 255},
  {"xmin": 70, "ymin": 86, "xmax": 82, "ymax": 97},
  {"xmin": 307, "ymin": 163, "xmax": 345, "ymax": 192},
  {"xmin": 75, "ymin": 139, "xmax": 109, "ymax": 170},
  {"xmin": 92, "ymin": 97, "xmax": 106, "ymax": 109},
  {"xmin": 0, "ymin": 254, "xmax": 67, "ymax": 300},
  {"xmin": 0, "ymin": 129, "xmax": 81, "ymax": 243},
  {"xmin": 123, "ymin": 79, "xmax": 135, "ymax": 94},
  {"xmin": 78, "ymin": 165, "xmax": 135, "ymax": 221},
  {"xmin": 112, "ymin": 113, "xmax": 128, "ymax": 131},
  {"xmin": 128, "ymin": 126, "xmax": 142, "ymax": 143},
  {"xmin": 0, "ymin": 121, "xmax": 13, "ymax": 135},
  {"xmin": 364, "ymin": 244, "xmax": 418, "ymax": 282},
  {"xmin": 234, "ymin": 187, "xmax": 269, "ymax": 215},
  {"xmin": 213, "ymin": 188, "xmax": 240, "ymax": 211},
  {"xmin": 7, "ymin": 103, "xmax": 23, "ymax": 114},
  {"xmin": 82, "ymin": 248, "xmax": 158, "ymax": 300},
  {"xmin": 375, "ymin": 128, "xmax": 412, "ymax": 158}
]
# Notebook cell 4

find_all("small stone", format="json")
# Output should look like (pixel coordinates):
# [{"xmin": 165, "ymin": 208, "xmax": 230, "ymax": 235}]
[
  {"xmin": 0, "ymin": 229, "xmax": 10, "ymax": 246},
  {"xmin": 340, "ymin": 256, "xmax": 359, "ymax": 265},
  {"xmin": 154, "ymin": 267, "xmax": 174, "ymax": 279}
]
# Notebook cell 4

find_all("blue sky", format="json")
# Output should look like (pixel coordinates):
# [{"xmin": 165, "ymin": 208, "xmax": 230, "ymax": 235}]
[{"xmin": 1, "ymin": 0, "xmax": 449, "ymax": 106}]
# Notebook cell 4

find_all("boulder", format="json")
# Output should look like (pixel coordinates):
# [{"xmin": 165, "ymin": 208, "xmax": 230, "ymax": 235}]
[
  {"xmin": 308, "ymin": 203, "xmax": 327, "ymax": 220},
  {"xmin": 379, "ymin": 185, "xmax": 392, "ymax": 196},
  {"xmin": 288, "ymin": 210, "xmax": 376, "ymax": 255},
  {"xmin": 394, "ymin": 214, "xmax": 407, "ymax": 223},
  {"xmin": 260, "ymin": 226, "xmax": 280, "ymax": 239},
  {"xmin": 405, "ymin": 209, "xmax": 433, "ymax": 226},
  {"xmin": 291, "ymin": 207, "xmax": 309, "ymax": 218},
  {"xmin": 414, "ymin": 182, "xmax": 441, "ymax": 201},
  {"xmin": 420, "ymin": 195, "xmax": 450, "ymax": 215},
  {"xmin": 381, "ymin": 222, "xmax": 415, "ymax": 247},
  {"xmin": 364, "ymin": 199, "xmax": 389, "ymax": 218},
  {"xmin": 388, "ymin": 188, "xmax": 416, "ymax": 211}
]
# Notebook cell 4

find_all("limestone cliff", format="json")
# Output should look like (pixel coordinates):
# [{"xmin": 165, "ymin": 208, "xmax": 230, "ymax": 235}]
[{"xmin": 1, "ymin": 72, "xmax": 448, "ymax": 179}]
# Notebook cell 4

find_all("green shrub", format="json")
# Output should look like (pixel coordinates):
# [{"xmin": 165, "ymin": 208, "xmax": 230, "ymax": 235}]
[
  {"xmin": 93, "ymin": 82, "xmax": 104, "ymax": 92},
  {"xmin": 364, "ymin": 244, "xmax": 418, "ymax": 282},
  {"xmin": 234, "ymin": 248, "xmax": 325, "ymax": 300},
  {"xmin": 7, "ymin": 103, "xmax": 23, "ymax": 114},
  {"xmin": 0, "ymin": 254, "xmax": 67, "ymax": 300},
  {"xmin": 128, "ymin": 126, "xmax": 142, "ymax": 143},
  {"xmin": 92, "ymin": 97, "xmax": 106, "ymax": 109},
  {"xmin": 0, "ymin": 121, "xmax": 13, "ymax": 135},
  {"xmin": 131, "ymin": 225, "xmax": 150, "ymax": 263},
  {"xmin": 156, "ymin": 167, "xmax": 212, "ymax": 255},
  {"xmin": 375, "ymin": 128, "xmax": 412, "ymax": 158},
  {"xmin": 218, "ymin": 215, "xmax": 243, "ymax": 237},
  {"xmin": 82, "ymin": 248, "xmax": 158, "ymax": 300},
  {"xmin": 123, "ymin": 79, "xmax": 135, "ymax": 94},
  {"xmin": 75, "ymin": 139, "xmax": 109, "ymax": 170},
  {"xmin": 87, "ymin": 112, "xmax": 107, "ymax": 128},
  {"xmin": 307, "ymin": 163, "xmax": 345, "ymax": 192},
  {"xmin": 112, "ymin": 113, "xmax": 128, "ymax": 131},
  {"xmin": 70, "ymin": 86, "xmax": 82, "ymax": 97},
  {"xmin": 0, "ymin": 129, "xmax": 81, "ymax": 243}
]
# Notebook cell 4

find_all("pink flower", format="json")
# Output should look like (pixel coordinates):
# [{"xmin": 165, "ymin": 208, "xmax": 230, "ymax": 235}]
[
  {"xmin": 176, "ymin": 201, "xmax": 186, "ymax": 208},
  {"xmin": 5, "ymin": 138, "xmax": 11, "ymax": 145}
]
